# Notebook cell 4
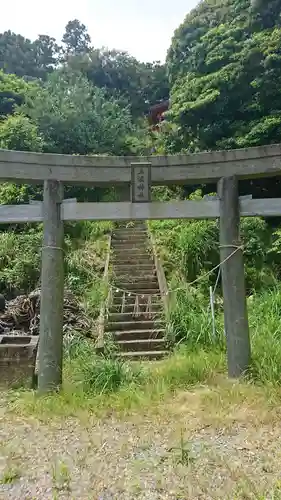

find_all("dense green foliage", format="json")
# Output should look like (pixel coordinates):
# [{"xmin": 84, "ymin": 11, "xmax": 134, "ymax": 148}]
[
  {"xmin": 0, "ymin": 114, "xmax": 44, "ymax": 151},
  {"xmin": 22, "ymin": 70, "xmax": 134, "ymax": 155},
  {"xmin": 0, "ymin": 31, "xmax": 60, "ymax": 79},
  {"xmin": 166, "ymin": 0, "xmax": 281, "ymax": 153},
  {"xmin": 0, "ymin": 19, "xmax": 168, "ymax": 120},
  {"xmin": 0, "ymin": 71, "xmax": 37, "ymax": 118},
  {"xmin": 67, "ymin": 50, "xmax": 169, "ymax": 117}
]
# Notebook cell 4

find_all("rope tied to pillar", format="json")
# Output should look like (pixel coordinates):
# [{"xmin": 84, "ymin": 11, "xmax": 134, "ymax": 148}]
[{"xmin": 42, "ymin": 245, "xmax": 64, "ymax": 251}]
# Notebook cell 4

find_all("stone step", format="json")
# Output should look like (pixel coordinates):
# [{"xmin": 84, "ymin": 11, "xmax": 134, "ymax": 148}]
[
  {"xmin": 113, "ymin": 258, "xmax": 154, "ymax": 265},
  {"xmin": 112, "ymin": 231, "xmax": 148, "ymax": 236},
  {"xmin": 117, "ymin": 221, "xmax": 146, "ymax": 225},
  {"xmin": 112, "ymin": 236, "xmax": 148, "ymax": 242},
  {"xmin": 112, "ymin": 250, "xmax": 152, "ymax": 257},
  {"xmin": 113, "ymin": 268, "xmax": 157, "ymax": 275},
  {"xmin": 114, "ymin": 280, "xmax": 159, "ymax": 289},
  {"xmin": 112, "ymin": 242, "xmax": 149, "ymax": 249},
  {"xmin": 114, "ymin": 289, "xmax": 160, "ymax": 298},
  {"xmin": 113, "ymin": 253, "xmax": 153, "ymax": 260},
  {"xmin": 114, "ymin": 228, "xmax": 147, "ymax": 234},
  {"xmin": 113, "ymin": 328, "xmax": 165, "ymax": 341},
  {"xmin": 113, "ymin": 263, "xmax": 155, "ymax": 271},
  {"xmin": 112, "ymin": 293, "xmax": 162, "ymax": 303},
  {"xmin": 106, "ymin": 319, "xmax": 164, "ymax": 332},
  {"xmin": 109, "ymin": 303, "xmax": 163, "ymax": 314},
  {"xmin": 108, "ymin": 312, "xmax": 162, "ymax": 322},
  {"xmin": 112, "ymin": 242, "xmax": 148, "ymax": 248},
  {"xmin": 113, "ymin": 275, "xmax": 158, "ymax": 283},
  {"xmin": 116, "ymin": 338, "xmax": 167, "ymax": 352},
  {"xmin": 118, "ymin": 350, "xmax": 168, "ymax": 361},
  {"xmin": 113, "ymin": 228, "xmax": 147, "ymax": 233},
  {"xmin": 113, "ymin": 249, "xmax": 152, "ymax": 257},
  {"xmin": 112, "ymin": 232, "xmax": 148, "ymax": 238}
]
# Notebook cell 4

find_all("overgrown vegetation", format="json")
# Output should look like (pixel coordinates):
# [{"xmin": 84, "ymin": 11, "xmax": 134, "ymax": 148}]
[
  {"xmin": 2, "ymin": 1, "xmax": 281, "ymax": 409},
  {"xmin": 0, "ymin": 220, "xmax": 111, "ymax": 320},
  {"xmin": 10, "ymin": 282, "xmax": 281, "ymax": 416}
]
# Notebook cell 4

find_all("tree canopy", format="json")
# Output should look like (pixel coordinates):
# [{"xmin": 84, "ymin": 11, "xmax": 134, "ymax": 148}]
[
  {"xmin": 0, "ymin": 70, "xmax": 38, "ymax": 118},
  {"xmin": 166, "ymin": 0, "xmax": 281, "ymax": 153},
  {"xmin": 19, "ymin": 68, "xmax": 135, "ymax": 156},
  {"xmin": 0, "ymin": 31, "xmax": 60, "ymax": 79},
  {"xmin": 66, "ymin": 49, "xmax": 169, "ymax": 117},
  {"xmin": 0, "ymin": 19, "xmax": 169, "ymax": 119},
  {"xmin": 62, "ymin": 19, "xmax": 91, "ymax": 56}
]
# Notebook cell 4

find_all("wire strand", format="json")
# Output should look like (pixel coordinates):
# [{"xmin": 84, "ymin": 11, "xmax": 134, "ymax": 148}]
[{"xmin": 108, "ymin": 244, "xmax": 243, "ymax": 297}]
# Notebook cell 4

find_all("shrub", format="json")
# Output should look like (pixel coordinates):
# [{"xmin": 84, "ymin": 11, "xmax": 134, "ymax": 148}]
[{"xmin": 0, "ymin": 229, "xmax": 42, "ymax": 296}]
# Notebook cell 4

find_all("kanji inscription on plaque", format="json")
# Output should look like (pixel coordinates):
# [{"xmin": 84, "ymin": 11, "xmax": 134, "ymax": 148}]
[{"xmin": 131, "ymin": 162, "xmax": 151, "ymax": 203}]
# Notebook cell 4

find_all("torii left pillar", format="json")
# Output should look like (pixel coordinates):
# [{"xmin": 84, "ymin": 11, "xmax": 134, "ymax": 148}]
[{"xmin": 38, "ymin": 180, "xmax": 64, "ymax": 393}]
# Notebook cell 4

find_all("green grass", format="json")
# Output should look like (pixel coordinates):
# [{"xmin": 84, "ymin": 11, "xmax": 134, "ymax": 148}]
[
  {"xmin": 249, "ymin": 287, "xmax": 281, "ymax": 385},
  {"xmin": 7, "ymin": 344, "xmax": 225, "ymax": 418},
  {"xmin": 0, "ymin": 466, "xmax": 21, "ymax": 485},
  {"xmin": 6, "ymin": 284, "xmax": 281, "ymax": 419}
]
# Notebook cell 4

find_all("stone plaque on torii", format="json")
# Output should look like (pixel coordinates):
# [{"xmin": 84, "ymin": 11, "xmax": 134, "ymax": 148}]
[{"xmin": 131, "ymin": 162, "xmax": 151, "ymax": 203}]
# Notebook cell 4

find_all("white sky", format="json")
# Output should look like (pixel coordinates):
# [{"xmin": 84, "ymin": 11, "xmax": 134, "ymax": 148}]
[{"xmin": 0, "ymin": 0, "xmax": 198, "ymax": 62}]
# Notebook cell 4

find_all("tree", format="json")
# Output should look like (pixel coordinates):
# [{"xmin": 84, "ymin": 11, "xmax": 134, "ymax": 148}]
[
  {"xmin": 22, "ymin": 68, "xmax": 135, "ymax": 155},
  {"xmin": 33, "ymin": 35, "xmax": 61, "ymax": 78},
  {"xmin": 66, "ymin": 49, "xmax": 169, "ymax": 117},
  {"xmin": 62, "ymin": 20, "xmax": 91, "ymax": 56},
  {"xmin": 166, "ymin": 0, "xmax": 281, "ymax": 152},
  {"xmin": 140, "ymin": 61, "xmax": 169, "ymax": 108},
  {"xmin": 162, "ymin": 0, "xmax": 281, "ymax": 197},
  {"xmin": 0, "ymin": 31, "xmax": 60, "ymax": 79},
  {"xmin": 0, "ymin": 21, "xmax": 169, "ymax": 120},
  {"xmin": 0, "ymin": 70, "xmax": 38, "ymax": 118},
  {"xmin": 0, "ymin": 31, "xmax": 35, "ymax": 77},
  {"xmin": 0, "ymin": 113, "xmax": 44, "ymax": 151}
]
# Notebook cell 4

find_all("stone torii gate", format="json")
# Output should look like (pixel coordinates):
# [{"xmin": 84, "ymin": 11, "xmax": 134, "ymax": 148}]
[{"xmin": 1, "ymin": 144, "xmax": 281, "ymax": 393}]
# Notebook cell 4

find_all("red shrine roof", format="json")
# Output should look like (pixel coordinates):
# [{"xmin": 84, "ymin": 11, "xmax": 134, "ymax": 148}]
[{"xmin": 147, "ymin": 100, "xmax": 169, "ymax": 126}]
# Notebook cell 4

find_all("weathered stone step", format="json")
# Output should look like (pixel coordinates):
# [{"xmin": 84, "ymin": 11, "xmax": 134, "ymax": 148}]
[
  {"xmin": 109, "ymin": 303, "xmax": 163, "ymax": 314},
  {"xmin": 113, "ymin": 258, "xmax": 154, "ymax": 265},
  {"xmin": 113, "ymin": 254, "xmax": 153, "ymax": 261},
  {"xmin": 112, "ymin": 242, "xmax": 148, "ymax": 249},
  {"xmin": 113, "ymin": 263, "xmax": 155, "ymax": 270},
  {"xmin": 108, "ymin": 312, "xmax": 162, "ymax": 322},
  {"xmin": 106, "ymin": 319, "xmax": 164, "ymax": 332},
  {"xmin": 113, "ymin": 249, "xmax": 152, "ymax": 257},
  {"xmin": 113, "ymin": 328, "xmax": 165, "ymax": 341},
  {"xmin": 112, "ymin": 250, "xmax": 152, "ymax": 257},
  {"xmin": 112, "ymin": 232, "xmax": 148, "ymax": 237},
  {"xmin": 116, "ymin": 338, "xmax": 167, "ymax": 352},
  {"xmin": 114, "ymin": 273, "xmax": 158, "ymax": 288},
  {"xmin": 112, "ymin": 293, "xmax": 162, "ymax": 303},
  {"xmin": 114, "ymin": 230, "xmax": 146, "ymax": 236},
  {"xmin": 114, "ymin": 289, "xmax": 160, "ymax": 298},
  {"xmin": 113, "ymin": 227, "xmax": 147, "ymax": 232},
  {"xmin": 112, "ymin": 237, "xmax": 148, "ymax": 243},
  {"xmin": 114, "ymin": 280, "xmax": 159, "ymax": 290},
  {"xmin": 114, "ymin": 271, "xmax": 157, "ymax": 277},
  {"xmin": 118, "ymin": 350, "xmax": 168, "ymax": 360},
  {"xmin": 113, "ymin": 242, "xmax": 148, "ymax": 247},
  {"xmin": 117, "ymin": 222, "xmax": 146, "ymax": 227}
]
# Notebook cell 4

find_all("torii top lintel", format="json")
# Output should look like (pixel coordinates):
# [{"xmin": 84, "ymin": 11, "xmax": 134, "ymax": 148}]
[{"xmin": 0, "ymin": 143, "xmax": 281, "ymax": 185}]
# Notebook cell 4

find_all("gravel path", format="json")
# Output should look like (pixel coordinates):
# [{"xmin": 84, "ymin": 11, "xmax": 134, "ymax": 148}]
[{"xmin": 1, "ymin": 389, "xmax": 281, "ymax": 499}]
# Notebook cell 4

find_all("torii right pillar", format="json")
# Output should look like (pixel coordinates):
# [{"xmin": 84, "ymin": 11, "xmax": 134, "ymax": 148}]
[{"xmin": 218, "ymin": 175, "xmax": 251, "ymax": 378}]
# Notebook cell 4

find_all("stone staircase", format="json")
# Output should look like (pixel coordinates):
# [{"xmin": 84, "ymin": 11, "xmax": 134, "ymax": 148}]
[{"xmin": 105, "ymin": 221, "xmax": 168, "ymax": 360}]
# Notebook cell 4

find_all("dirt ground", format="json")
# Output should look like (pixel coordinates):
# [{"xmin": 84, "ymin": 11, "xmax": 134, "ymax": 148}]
[{"xmin": 1, "ymin": 384, "xmax": 281, "ymax": 500}]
